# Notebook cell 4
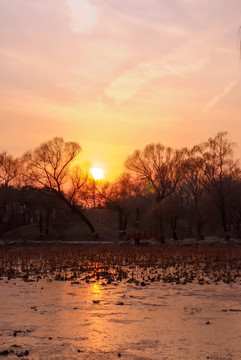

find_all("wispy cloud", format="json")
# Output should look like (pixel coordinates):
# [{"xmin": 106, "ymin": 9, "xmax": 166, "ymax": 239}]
[
  {"xmin": 66, "ymin": 0, "xmax": 98, "ymax": 33},
  {"xmin": 203, "ymin": 80, "xmax": 238, "ymax": 112},
  {"xmin": 104, "ymin": 51, "xmax": 207, "ymax": 103}
]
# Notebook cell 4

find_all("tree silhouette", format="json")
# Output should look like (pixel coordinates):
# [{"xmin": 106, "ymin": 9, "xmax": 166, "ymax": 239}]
[
  {"xmin": 0, "ymin": 152, "xmax": 20, "ymax": 234},
  {"xmin": 125, "ymin": 143, "xmax": 185, "ymax": 242},
  {"xmin": 98, "ymin": 173, "xmax": 137, "ymax": 239},
  {"xmin": 0, "ymin": 151, "xmax": 19, "ymax": 187},
  {"xmin": 23, "ymin": 137, "xmax": 97, "ymax": 238},
  {"xmin": 188, "ymin": 131, "xmax": 240, "ymax": 240}
]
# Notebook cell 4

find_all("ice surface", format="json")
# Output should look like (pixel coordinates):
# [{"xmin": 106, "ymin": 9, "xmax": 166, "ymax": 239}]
[{"xmin": 0, "ymin": 279, "xmax": 240, "ymax": 359}]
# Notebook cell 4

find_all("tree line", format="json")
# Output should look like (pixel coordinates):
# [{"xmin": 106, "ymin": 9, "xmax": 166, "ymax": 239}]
[{"xmin": 0, "ymin": 131, "xmax": 241, "ymax": 242}]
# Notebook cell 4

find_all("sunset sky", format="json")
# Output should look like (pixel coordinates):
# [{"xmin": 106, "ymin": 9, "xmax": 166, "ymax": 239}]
[{"xmin": 0, "ymin": 0, "xmax": 241, "ymax": 180}]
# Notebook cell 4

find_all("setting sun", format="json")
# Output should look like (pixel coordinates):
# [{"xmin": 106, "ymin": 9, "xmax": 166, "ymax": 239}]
[{"xmin": 90, "ymin": 167, "xmax": 104, "ymax": 180}]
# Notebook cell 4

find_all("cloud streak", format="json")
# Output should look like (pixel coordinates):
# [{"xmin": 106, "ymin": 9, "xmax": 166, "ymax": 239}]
[
  {"xmin": 104, "ymin": 51, "xmax": 207, "ymax": 103},
  {"xmin": 203, "ymin": 80, "xmax": 238, "ymax": 112}
]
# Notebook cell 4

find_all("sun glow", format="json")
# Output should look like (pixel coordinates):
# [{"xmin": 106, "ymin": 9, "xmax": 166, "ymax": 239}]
[{"xmin": 90, "ymin": 167, "xmax": 104, "ymax": 180}]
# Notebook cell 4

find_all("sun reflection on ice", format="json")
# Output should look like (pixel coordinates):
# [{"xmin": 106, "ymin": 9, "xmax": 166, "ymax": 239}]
[
  {"xmin": 88, "ymin": 281, "xmax": 111, "ymax": 351},
  {"xmin": 91, "ymin": 281, "xmax": 101, "ymax": 300}
]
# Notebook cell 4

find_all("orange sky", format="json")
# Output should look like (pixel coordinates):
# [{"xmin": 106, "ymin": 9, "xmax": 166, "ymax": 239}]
[{"xmin": 0, "ymin": 0, "xmax": 241, "ymax": 180}]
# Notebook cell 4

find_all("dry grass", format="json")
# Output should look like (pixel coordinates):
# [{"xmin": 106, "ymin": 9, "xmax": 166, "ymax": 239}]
[{"xmin": 0, "ymin": 245, "xmax": 240, "ymax": 285}]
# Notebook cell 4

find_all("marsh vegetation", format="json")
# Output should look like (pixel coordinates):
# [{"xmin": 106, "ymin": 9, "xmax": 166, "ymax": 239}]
[{"xmin": 1, "ymin": 245, "xmax": 240, "ymax": 285}]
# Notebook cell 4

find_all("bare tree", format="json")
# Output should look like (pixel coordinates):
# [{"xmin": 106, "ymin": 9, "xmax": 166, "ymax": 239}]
[
  {"xmin": 0, "ymin": 152, "xmax": 20, "ymax": 234},
  {"xmin": 0, "ymin": 151, "xmax": 19, "ymax": 187},
  {"xmin": 22, "ymin": 137, "xmax": 97, "ymax": 237},
  {"xmin": 77, "ymin": 177, "xmax": 106, "ymax": 209},
  {"xmin": 188, "ymin": 131, "xmax": 240, "ymax": 240},
  {"xmin": 182, "ymin": 158, "xmax": 207, "ymax": 239},
  {"xmin": 229, "ymin": 178, "xmax": 241, "ymax": 238},
  {"xmin": 125, "ymin": 143, "xmax": 185, "ymax": 242},
  {"xmin": 98, "ymin": 173, "xmax": 137, "ymax": 239}
]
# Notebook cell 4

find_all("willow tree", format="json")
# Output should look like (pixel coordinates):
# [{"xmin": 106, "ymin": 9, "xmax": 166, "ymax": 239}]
[
  {"xmin": 188, "ymin": 131, "xmax": 240, "ymax": 241},
  {"xmin": 125, "ymin": 143, "xmax": 185, "ymax": 242},
  {"xmin": 23, "ymin": 137, "xmax": 97, "ymax": 237}
]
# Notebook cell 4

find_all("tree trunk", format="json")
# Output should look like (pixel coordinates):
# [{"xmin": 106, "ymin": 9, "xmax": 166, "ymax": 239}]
[
  {"xmin": 157, "ymin": 216, "xmax": 165, "ymax": 244},
  {"xmin": 71, "ymin": 203, "xmax": 98, "ymax": 238},
  {"xmin": 39, "ymin": 213, "xmax": 43, "ymax": 240},
  {"xmin": 135, "ymin": 207, "xmax": 140, "ymax": 228},
  {"xmin": 196, "ymin": 219, "xmax": 204, "ymax": 240},
  {"xmin": 45, "ymin": 208, "xmax": 50, "ymax": 236},
  {"xmin": 118, "ymin": 208, "xmax": 124, "ymax": 239},
  {"xmin": 236, "ymin": 220, "xmax": 241, "ymax": 239},
  {"xmin": 123, "ymin": 213, "xmax": 129, "ymax": 237},
  {"xmin": 55, "ymin": 190, "xmax": 98, "ymax": 238},
  {"xmin": 171, "ymin": 216, "xmax": 178, "ymax": 240},
  {"xmin": 220, "ymin": 198, "xmax": 230, "ymax": 241}
]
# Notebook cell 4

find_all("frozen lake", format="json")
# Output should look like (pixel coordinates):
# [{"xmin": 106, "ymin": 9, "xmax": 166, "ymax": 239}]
[{"xmin": 1, "ymin": 278, "xmax": 241, "ymax": 359}]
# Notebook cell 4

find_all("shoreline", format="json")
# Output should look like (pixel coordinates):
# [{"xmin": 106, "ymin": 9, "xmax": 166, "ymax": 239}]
[{"xmin": 1, "ymin": 236, "xmax": 241, "ymax": 248}]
